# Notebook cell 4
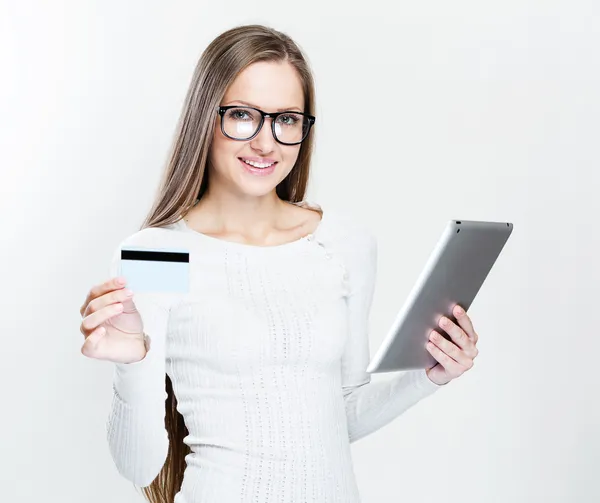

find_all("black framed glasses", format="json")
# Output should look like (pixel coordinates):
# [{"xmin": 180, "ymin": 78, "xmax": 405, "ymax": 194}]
[{"xmin": 216, "ymin": 105, "xmax": 316, "ymax": 146}]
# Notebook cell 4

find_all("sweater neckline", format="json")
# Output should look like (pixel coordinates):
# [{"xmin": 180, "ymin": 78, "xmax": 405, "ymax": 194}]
[{"xmin": 175, "ymin": 201, "xmax": 327, "ymax": 252}]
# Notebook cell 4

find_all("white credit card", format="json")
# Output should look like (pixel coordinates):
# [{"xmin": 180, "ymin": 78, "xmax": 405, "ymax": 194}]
[{"xmin": 119, "ymin": 246, "xmax": 190, "ymax": 294}]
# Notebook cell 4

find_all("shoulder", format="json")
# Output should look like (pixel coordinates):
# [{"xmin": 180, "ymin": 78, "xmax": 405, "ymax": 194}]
[
  {"xmin": 315, "ymin": 205, "xmax": 378, "ymax": 292},
  {"xmin": 319, "ymin": 205, "xmax": 377, "ymax": 256},
  {"xmin": 115, "ymin": 223, "xmax": 181, "ymax": 249}
]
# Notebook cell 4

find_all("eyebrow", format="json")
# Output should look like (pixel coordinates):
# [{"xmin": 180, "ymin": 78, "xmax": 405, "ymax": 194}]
[{"xmin": 224, "ymin": 100, "xmax": 303, "ymax": 113}]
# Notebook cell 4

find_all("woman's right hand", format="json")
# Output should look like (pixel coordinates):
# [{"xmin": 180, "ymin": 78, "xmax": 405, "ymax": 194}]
[{"xmin": 79, "ymin": 276, "xmax": 148, "ymax": 364}]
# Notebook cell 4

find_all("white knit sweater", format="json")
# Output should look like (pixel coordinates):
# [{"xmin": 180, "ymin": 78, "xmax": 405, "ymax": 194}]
[{"xmin": 106, "ymin": 202, "xmax": 441, "ymax": 502}]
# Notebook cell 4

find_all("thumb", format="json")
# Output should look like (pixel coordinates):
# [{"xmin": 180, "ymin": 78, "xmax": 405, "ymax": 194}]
[{"xmin": 81, "ymin": 325, "xmax": 107, "ymax": 358}]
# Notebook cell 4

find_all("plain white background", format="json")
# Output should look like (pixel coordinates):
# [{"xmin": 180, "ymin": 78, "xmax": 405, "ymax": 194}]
[{"xmin": 1, "ymin": 0, "xmax": 598, "ymax": 502}]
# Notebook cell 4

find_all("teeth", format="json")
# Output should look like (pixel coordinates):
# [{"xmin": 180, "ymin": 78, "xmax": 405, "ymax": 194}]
[{"xmin": 243, "ymin": 159, "xmax": 274, "ymax": 168}]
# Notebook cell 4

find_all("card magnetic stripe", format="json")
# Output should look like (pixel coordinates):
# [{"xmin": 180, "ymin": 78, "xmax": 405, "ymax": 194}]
[{"xmin": 121, "ymin": 249, "xmax": 189, "ymax": 263}]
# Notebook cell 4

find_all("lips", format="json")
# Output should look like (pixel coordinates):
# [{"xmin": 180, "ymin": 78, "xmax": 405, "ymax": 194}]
[
  {"xmin": 238, "ymin": 157, "xmax": 277, "ymax": 176},
  {"xmin": 239, "ymin": 156, "xmax": 277, "ymax": 164},
  {"xmin": 238, "ymin": 157, "xmax": 278, "ymax": 168}
]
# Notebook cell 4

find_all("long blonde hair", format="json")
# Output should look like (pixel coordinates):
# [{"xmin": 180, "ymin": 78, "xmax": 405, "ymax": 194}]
[{"xmin": 134, "ymin": 24, "xmax": 317, "ymax": 503}]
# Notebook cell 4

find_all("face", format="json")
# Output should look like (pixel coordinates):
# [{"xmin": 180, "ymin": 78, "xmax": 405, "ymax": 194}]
[{"xmin": 207, "ymin": 60, "xmax": 305, "ymax": 199}]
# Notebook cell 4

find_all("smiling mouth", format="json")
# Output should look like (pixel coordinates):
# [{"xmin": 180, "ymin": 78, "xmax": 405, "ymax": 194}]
[{"xmin": 238, "ymin": 158, "xmax": 278, "ymax": 169}]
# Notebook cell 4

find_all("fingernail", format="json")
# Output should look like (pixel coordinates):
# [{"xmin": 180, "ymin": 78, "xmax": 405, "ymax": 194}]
[
  {"xmin": 124, "ymin": 289, "xmax": 133, "ymax": 297},
  {"xmin": 116, "ymin": 277, "xmax": 126, "ymax": 285},
  {"xmin": 455, "ymin": 306, "xmax": 464, "ymax": 315}
]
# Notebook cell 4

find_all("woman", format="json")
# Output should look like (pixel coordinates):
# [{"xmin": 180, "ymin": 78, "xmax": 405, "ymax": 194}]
[{"xmin": 79, "ymin": 24, "xmax": 480, "ymax": 503}]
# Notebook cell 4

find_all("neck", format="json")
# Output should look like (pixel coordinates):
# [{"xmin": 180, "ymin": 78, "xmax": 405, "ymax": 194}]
[{"xmin": 187, "ymin": 190, "xmax": 291, "ymax": 238}]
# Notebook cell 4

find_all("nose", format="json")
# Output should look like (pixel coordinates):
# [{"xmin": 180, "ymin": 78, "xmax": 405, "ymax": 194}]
[{"xmin": 249, "ymin": 116, "xmax": 276, "ymax": 153}]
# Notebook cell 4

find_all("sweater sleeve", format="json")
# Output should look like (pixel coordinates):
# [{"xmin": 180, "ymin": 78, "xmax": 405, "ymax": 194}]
[
  {"xmin": 105, "ymin": 241, "xmax": 171, "ymax": 487},
  {"xmin": 338, "ymin": 221, "xmax": 443, "ymax": 444}
]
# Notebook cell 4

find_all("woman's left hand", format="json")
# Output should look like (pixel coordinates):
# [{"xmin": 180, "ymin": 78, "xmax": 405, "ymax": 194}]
[{"xmin": 425, "ymin": 304, "xmax": 479, "ymax": 386}]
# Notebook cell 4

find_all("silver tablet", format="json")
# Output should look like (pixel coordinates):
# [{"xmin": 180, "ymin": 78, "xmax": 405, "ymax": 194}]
[{"xmin": 366, "ymin": 219, "xmax": 513, "ymax": 374}]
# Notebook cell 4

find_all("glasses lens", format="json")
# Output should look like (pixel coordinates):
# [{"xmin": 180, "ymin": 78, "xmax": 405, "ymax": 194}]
[
  {"xmin": 222, "ymin": 107, "xmax": 261, "ymax": 140},
  {"xmin": 273, "ymin": 113, "xmax": 311, "ymax": 144}
]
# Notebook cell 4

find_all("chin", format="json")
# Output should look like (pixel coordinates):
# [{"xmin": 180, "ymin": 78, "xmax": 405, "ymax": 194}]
[
  {"xmin": 232, "ymin": 163, "xmax": 288, "ymax": 193},
  {"xmin": 234, "ymin": 183, "xmax": 276, "ymax": 198}
]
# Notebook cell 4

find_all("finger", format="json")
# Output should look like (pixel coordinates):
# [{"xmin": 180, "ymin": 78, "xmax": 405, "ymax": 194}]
[
  {"xmin": 430, "ymin": 330, "xmax": 474, "ymax": 368},
  {"xmin": 426, "ymin": 340, "xmax": 464, "ymax": 374},
  {"xmin": 452, "ymin": 305, "xmax": 479, "ymax": 343},
  {"xmin": 80, "ymin": 302, "xmax": 124, "ymax": 338},
  {"xmin": 439, "ymin": 316, "xmax": 477, "ymax": 357},
  {"xmin": 83, "ymin": 285, "xmax": 133, "ymax": 320},
  {"xmin": 80, "ymin": 277, "xmax": 127, "ymax": 317},
  {"xmin": 81, "ymin": 325, "xmax": 107, "ymax": 355}
]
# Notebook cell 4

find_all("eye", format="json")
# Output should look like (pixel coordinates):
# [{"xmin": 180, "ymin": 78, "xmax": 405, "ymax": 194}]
[
  {"xmin": 226, "ymin": 108, "xmax": 254, "ymax": 121},
  {"xmin": 277, "ymin": 113, "xmax": 301, "ymax": 126}
]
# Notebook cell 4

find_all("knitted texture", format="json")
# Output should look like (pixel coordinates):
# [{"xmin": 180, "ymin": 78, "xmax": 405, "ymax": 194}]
[{"xmin": 106, "ymin": 203, "xmax": 441, "ymax": 502}]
